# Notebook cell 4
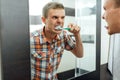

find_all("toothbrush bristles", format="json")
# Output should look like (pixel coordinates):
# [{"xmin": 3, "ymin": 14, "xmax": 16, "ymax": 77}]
[{"xmin": 55, "ymin": 26, "xmax": 63, "ymax": 30}]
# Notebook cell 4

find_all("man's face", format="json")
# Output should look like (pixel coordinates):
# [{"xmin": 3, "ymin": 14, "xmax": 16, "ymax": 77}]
[
  {"xmin": 102, "ymin": 0, "xmax": 120, "ymax": 35},
  {"xmin": 42, "ymin": 9, "xmax": 65, "ymax": 34}
]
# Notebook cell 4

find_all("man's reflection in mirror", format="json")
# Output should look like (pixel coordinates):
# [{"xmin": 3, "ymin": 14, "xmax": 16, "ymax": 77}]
[{"xmin": 30, "ymin": 2, "xmax": 83, "ymax": 80}]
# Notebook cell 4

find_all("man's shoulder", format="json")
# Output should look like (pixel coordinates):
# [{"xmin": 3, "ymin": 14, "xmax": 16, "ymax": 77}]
[{"xmin": 30, "ymin": 29, "xmax": 42, "ymax": 37}]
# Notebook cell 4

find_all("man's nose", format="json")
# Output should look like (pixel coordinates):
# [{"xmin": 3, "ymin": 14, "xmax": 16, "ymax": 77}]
[
  {"xmin": 57, "ymin": 18, "xmax": 63, "ymax": 22},
  {"xmin": 102, "ymin": 13, "xmax": 105, "ymax": 19}
]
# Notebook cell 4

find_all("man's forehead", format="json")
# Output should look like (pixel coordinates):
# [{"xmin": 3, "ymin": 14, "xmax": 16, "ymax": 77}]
[{"xmin": 48, "ymin": 9, "xmax": 65, "ymax": 15}]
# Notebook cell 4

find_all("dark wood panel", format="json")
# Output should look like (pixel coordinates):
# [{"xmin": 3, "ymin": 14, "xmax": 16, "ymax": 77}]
[{"xmin": 0, "ymin": 0, "xmax": 30, "ymax": 80}]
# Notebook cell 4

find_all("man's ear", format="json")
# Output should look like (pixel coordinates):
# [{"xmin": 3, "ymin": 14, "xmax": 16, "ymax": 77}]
[{"xmin": 41, "ymin": 17, "xmax": 46, "ymax": 24}]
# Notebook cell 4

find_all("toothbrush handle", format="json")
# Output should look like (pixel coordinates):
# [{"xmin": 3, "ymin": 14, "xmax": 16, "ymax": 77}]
[{"xmin": 64, "ymin": 28, "xmax": 71, "ymax": 30}]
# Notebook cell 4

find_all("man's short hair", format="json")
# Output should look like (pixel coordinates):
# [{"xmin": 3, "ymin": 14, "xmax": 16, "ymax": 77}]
[{"xmin": 42, "ymin": 2, "xmax": 65, "ymax": 18}]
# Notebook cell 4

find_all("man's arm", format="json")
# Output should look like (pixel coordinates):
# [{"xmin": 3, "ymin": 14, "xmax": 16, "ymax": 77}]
[
  {"xmin": 68, "ymin": 23, "xmax": 83, "ymax": 58},
  {"xmin": 71, "ymin": 33, "xmax": 83, "ymax": 58}
]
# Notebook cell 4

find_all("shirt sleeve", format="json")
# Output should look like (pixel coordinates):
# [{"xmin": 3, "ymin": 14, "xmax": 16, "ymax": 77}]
[{"xmin": 64, "ymin": 32, "xmax": 76, "ymax": 50}]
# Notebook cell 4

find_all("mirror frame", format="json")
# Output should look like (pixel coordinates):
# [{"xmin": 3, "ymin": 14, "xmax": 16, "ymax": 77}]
[{"xmin": 0, "ymin": 0, "xmax": 101, "ymax": 80}]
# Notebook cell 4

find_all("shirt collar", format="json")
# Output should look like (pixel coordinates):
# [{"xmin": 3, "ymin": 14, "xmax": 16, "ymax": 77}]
[{"xmin": 40, "ymin": 27, "xmax": 61, "ymax": 44}]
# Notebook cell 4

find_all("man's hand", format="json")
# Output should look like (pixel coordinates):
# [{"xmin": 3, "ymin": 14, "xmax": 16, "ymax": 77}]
[{"xmin": 68, "ymin": 23, "xmax": 80, "ymax": 35}]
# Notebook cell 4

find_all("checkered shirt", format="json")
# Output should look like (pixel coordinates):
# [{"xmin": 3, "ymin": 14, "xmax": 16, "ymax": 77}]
[{"xmin": 30, "ymin": 27, "xmax": 75, "ymax": 80}]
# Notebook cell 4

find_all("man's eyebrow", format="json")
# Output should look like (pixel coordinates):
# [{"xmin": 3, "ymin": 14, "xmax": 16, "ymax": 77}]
[
  {"xmin": 62, "ymin": 16, "xmax": 65, "ymax": 17},
  {"xmin": 52, "ymin": 16, "xmax": 58, "ymax": 18}
]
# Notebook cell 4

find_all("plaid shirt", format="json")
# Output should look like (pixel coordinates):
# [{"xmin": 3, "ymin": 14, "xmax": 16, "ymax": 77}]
[{"xmin": 30, "ymin": 27, "xmax": 75, "ymax": 80}]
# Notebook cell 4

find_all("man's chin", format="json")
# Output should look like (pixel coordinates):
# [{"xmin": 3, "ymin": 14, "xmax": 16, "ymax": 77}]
[
  {"xmin": 108, "ymin": 31, "xmax": 118, "ymax": 35},
  {"xmin": 108, "ymin": 32, "xmax": 113, "ymax": 35},
  {"xmin": 107, "ymin": 25, "xmax": 120, "ymax": 35}
]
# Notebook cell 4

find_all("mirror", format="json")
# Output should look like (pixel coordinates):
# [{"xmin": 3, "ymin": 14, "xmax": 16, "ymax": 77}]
[{"xmin": 29, "ymin": 0, "xmax": 96, "ymax": 79}]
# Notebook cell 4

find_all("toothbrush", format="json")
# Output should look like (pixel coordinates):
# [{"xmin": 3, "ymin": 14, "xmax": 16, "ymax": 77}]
[{"xmin": 55, "ymin": 26, "xmax": 71, "ymax": 30}]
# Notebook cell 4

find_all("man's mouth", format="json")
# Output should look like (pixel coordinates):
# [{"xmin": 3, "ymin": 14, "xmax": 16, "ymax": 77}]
[
  {"xmin": 55, "ymin": 26, "xmax": 63, "ymax": 31},
  {"xmin": 104, "ymin": 21, "xmax": 109, "ymax": 29},
  {"xmin": 105, "ymin": 25, "xmax": 109, "ymax": 29}
]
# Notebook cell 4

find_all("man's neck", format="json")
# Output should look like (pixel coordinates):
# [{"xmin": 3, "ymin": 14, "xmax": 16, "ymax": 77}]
[{"xmin": 44, "ymin": 27, "xmax": 56, "ymax": 41}]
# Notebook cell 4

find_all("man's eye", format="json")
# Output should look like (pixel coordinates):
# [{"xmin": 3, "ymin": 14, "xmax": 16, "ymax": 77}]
[
  {"xmin": 62, "ymin": 17, "xmax": 65, "ymax": 19},
  {"xmin": 52, "ymin": 16, "xmax": 58, "ymax": 19}
]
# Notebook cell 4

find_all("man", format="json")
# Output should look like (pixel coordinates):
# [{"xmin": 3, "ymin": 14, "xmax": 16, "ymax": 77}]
[
  {"xmin": 102, "ymin": 0, "xmax": 120, "ymax": 80},
  {"xmin": 102, "ymin": 0, "xmax": 120, "ymax": 35},
  {"xmin": 30, "ymin": 2, "xmax": 83, "ymax": 80}
]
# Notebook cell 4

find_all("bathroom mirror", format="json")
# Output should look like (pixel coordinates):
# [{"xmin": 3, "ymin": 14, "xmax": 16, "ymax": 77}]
[
  {"xmin": 29, "ymin": 0, "xmax": 101, "ymax": 80},
  {"xmin": 0, "ymin": 0, "xmax": 100, "ymax": 79}
]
